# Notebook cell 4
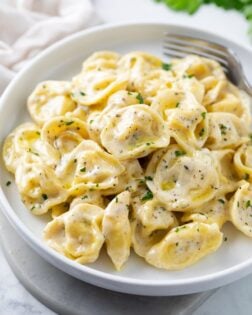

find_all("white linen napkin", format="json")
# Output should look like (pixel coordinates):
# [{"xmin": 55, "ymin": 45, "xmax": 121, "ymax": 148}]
[{"xmin": 0, "ymin": 0, "xmax": 100, "ymax": 94}]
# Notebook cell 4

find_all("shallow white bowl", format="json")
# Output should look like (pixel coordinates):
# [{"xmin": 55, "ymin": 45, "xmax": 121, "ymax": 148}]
[{"xmin": 1, "ymin": 22, "xmax": 252, "ymax": 296}]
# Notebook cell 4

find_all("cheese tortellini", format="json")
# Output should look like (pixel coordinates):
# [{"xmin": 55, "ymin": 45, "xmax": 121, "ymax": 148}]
[
  {"xmin": 3, "ymin": 51, "xmax": 252, "ymax": 271},
  {"xmin": 102, "ymin": 191, "xmax": 131, "ymax": 270},
  {"xmin": 146, "ymin": 145, "xmax": 220, "ymax": 211},
  {"xmin": 145, "ymin": 222, "xmax": 223, "ymax": 270},
  {"xmin": 100, "ymin": 105, "xmax": 170, "ymax": 160}
]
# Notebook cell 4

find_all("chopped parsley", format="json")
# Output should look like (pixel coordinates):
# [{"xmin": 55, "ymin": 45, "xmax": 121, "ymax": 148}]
[
  {"xmin": 115, "ymin": 197, "xmax": 118, "ymax": 203},
  {"xmin": 175, "ymin": 150, "xmax": 186, "ymax": 157},
  {"xmin": 183, "ymin": 74, "xmax": 194, "ymax": 78},
  {"xmin": 201, "ymin": 112, "xmax": 206, "ymax": 119},
  {"xmin": 246, "ymin": 200, "xmax": 251, "ymax": 208},
  {"xmin": 65, "ymin": 121, "xmax": 74, "ymax": 126},
  {"xmin": 141, "ymin": 190, "xmax": 153, "ymax": 201},
  {"xmin": 30, "ymin": 206, "xmax": 36, "ymax": 211},
  {"xmin": 153, "ymin": 1, "xmax": 252, "ymax": 41},
  {"xmin": 136, "ymin": 93, "xmax": 144, "ymax": 104},
  {"xmin": 144, "ymin": 176, "xmax": 153, "ymax": 181},
  {"xmin": 81, "ymin": 195, "xmax": 88, "ymax": 200},
  {"xmin": 42, "ymin": 194, "xmax": 48, "ymax": 200},
  {"xmin": 224, "ymin": 237, "xmax": 228, "ymax": 242},
  {"xmin": 80, "ymin": 167, "xmax": 86, "ymax": 172},
  {"xmin": 162, "ymin": 63, "xmax": 172, "ymax": 71},
  {"xmin": 6, "ymin": 181, "xmax": 11, "ymax": 186},
  {"xmin": 175, "ymin": 102, "xmax": 180, "ymax": 108},
  {"xmin": 175, "ymin": 226, "xmax": 187, "ymax": 233},
  {"xmin": 28, "ymin": 148, "xmax": 39, "ymax": 156},
  {"xmin": 80, "ymin": 91, "xmax": 86, "ymax": 96},
  {"xmin": 89, "ymin": 120, "xmax": 94, "ymax": 124},
  {"xmin": 219, "ymin": 124, "xmax": 227, "ymax": 135},
  {"xmin": 218, "ymin": 199, "xmax": 225, "ymax": 204}
]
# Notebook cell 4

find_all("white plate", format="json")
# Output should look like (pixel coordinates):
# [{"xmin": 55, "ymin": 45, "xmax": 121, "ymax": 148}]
[{"xmin": 1, "ymin": 22, "xmax": 252, "ymax": 296}]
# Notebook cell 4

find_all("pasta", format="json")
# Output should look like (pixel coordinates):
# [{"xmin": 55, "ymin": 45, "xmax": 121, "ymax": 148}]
[{"xmin": 3, "ymin": 51, "xmax": 252, "ymax": 271}]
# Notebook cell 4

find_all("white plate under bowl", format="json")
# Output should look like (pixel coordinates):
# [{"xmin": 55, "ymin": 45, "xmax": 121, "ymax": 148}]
[{"xmin": 1, "ymin": 22, "xmax": 252, "ymax": 296}]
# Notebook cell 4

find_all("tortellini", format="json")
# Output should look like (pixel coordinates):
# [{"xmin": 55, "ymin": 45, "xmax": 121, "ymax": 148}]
[
  {"xmin": 102, "ymin": 191, "xmax": 131, "ymax": 270},
  {"xmin": 228, "ymin": 181, "xmax": 252, "ymax": 237},
  {"xmin": 145, "ymin": 222, "xmax": 223, "ymax": 270},
  {"xmin": 206, "ymin": 113, "xmax": 248, "ymax": 150},
  {"xmin": 15, "ymin": 155, "xmax": 68, "ymax": 215},
  {"xmin": 3, "ymin": 51, "xmax": 252, "ymax": 271},
  {"xmin": 234, "ymin": 144, "xmax": 252, "ymax": 181},
  {"xmin": 56, "ymin": 140, "xmax": 125, "ymax": 194},
  {"xmin": 146, "ymin": 145, "xmax": 220, "ymax": 211},
  {"xmin": 41, "ymin": 116, "xmax": 89, "ymax": 163},
  {"xmin": 118, "ymin": 52, "xmax": 174, "ymax": 103},
  {"xmin": 87, "ymin": 90, "xmax": 140, "ymax": 143},
  {"xmin": 131, "ymin": 199, "xmax": 177, "ymax": 257},
  {"xmin": 2, "ymin": 122, "xmax": 47, "ymax": 173},
  {"xmin": 101, "ymin": 105, "xmax": 170, "ymax": 160},
  {"xmin": 44, "ymin": 203, "xmax": 104, "ymax": 263},
  {"xmin": 27, "ymin": 81, "xmax": 77, "ymax": 126},
  {"xmin": 71, "ymin": 52, "xmax": 128, "ymax": 106},
  {"xmin": 181, "ymin": 197, "xmax": 228, "ymax": 228}
]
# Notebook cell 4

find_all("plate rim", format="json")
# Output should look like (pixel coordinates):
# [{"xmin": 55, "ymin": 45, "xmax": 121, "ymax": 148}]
[{"xmin": 1, "ymin": 21, "xmax": 252, "ymax": 295}]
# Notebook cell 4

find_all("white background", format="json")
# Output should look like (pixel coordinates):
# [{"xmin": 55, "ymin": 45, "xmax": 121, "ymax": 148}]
[{"xmin": 0, "ymin": 0, "xmax": 252, "ymax": 314}]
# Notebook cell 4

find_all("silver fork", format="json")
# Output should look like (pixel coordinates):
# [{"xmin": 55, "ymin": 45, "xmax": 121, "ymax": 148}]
[{"xmin": 163, "ymin": 33, "xmax": 252, "ymax": 96}]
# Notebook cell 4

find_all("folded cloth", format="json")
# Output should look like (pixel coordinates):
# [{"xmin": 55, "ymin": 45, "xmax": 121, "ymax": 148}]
[{"xmin": 0, "ymin": 0, "xmax": 100, "ymax": 94}]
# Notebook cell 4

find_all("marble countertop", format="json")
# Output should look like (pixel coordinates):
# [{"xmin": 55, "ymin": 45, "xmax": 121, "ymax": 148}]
[{"xmin": 1, "ymin": 0, "xmax": 252, "ymax": 314}]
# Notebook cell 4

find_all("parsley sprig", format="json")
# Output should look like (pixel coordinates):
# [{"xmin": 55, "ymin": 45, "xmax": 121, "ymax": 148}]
[{"xmin": 154, "ymin": 0, "xmax": 252, "ymax": 38}]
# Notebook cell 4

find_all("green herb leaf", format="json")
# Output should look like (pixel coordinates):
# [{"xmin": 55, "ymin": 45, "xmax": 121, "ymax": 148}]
[
  {"xmin": 218, "ymin": 199, "xmax": 225, "ymax": 204},
  {"xmin": 154, "ymin": 0, "xmax": 252, "ymax": 40},
  {"xmin": 162, "ymin": 63, "xmax": 172, "ymax": 71},
  {"xmin": 201, "ymin": 112, "xmax": 206, "ymax": 119},
  {"xmin": 80, "ymin": 167, "xmax": 86, "ymax": 172},
  {"xmin": 141, "ymin": 190, "xmax": 153, "ymax": 201},
  {"xmin": 6, "ymin": 181, "xmax": 11, "ymax": 186},
  {"xmin": 246, "ymin": 200, "xmax": 251, "ymax": 208},
  {"xmin": 175, "ymin": 150, "xmax": 186, "ymax": 157},
  {"xmin": 65, "ymin": 121, "xmax": 74, "ymax": 126},
  {"xmin": 145, "ymin": 176, "xmax": 153, "ymax": 181},
  {"xmin": 219, "ymin": 123, "xmax": 227, "ymax": 135},
  {"xmin": 136, "ymin": 93, "xmax": 144, "ymax": 104}
]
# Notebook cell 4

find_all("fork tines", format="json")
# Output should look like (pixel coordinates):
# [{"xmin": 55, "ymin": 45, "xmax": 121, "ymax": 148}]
[{"xmin": 163, "ymin": 33, "xmax": 230, "ymax": 72}]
